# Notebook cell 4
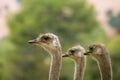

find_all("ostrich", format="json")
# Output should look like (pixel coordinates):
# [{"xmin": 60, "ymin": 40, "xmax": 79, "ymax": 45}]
[
  {"xmin": 28, "ymin": 33, "xmax": 62, "ymax": 80},
  {"xmin": 62, "ymin": 45, "xmax": 86, "ymax": 80},
  {"xmin": 84, "ymin": 43, "xmax": 112, "ymax": 80}
]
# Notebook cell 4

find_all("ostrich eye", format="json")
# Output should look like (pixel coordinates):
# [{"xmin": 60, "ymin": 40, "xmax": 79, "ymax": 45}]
[
  {"xmin": 89, "ymin": 46, "xmax": 96, "ymax": 50},
  {"xmin": 90, "ymin": 47, "xmax": 93, "ymax": 50},
  {"xmin": 89, "ymin": 46, "xmax": 94, "ymax": 50},
  {"xmin": 43, "ymin": 36, "xmax": 50, "ymax": 41},
  {"xmin": 70, "ymin": 50, "xmax": 75, "ymax": 54}
]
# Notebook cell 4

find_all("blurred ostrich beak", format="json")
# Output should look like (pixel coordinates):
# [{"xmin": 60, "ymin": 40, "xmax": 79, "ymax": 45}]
[
  {"xmin": 28, "ymin": 39, "xmax": 37, "ymax": 44},
  {"xmin": 62, "ymin": 54, "xmax": 69, "ymax": 57},
  {"xmin": 84, "ymin": 51, "xmax": 91, "ymax": 55}
]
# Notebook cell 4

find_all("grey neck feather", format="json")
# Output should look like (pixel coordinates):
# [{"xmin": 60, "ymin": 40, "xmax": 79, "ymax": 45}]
[
  {"xmin": 74, "ymin": 57, "xmax": 86, "ymax": 80},
  {"xmin": 94, "ymin": 52, "xmax": 112, "ymax": 80},
  {"xmin": 49, "ymin": 50, "xmax": 62, "ymax": 80}
]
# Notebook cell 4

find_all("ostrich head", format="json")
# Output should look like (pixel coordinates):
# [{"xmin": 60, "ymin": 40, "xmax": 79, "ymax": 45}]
[
  {"xmin": 28, "ymin": 33, "xmax": 61, "ymax": 54},
  {"xmin": 62, "ymin": 45, "xmax": 85, "ymax": 60},
  {"xmin": 84, "ymin": 43, "xmax": 106, "ymax": 56}
]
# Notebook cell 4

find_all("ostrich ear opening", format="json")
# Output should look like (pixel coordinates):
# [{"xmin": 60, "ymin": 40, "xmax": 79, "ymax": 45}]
[
  {"xmin": 28, "ymin": 39, "xmax": 37, "ymax": 44},
  {"xmin": 62, "ymin": 54, "xmax": 69, "ymax": 57}
]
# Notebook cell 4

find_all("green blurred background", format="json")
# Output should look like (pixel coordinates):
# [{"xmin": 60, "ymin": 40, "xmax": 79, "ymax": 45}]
[{"xmin": 0, "ymin": 0, "xmax": 120, "ymax": 80}]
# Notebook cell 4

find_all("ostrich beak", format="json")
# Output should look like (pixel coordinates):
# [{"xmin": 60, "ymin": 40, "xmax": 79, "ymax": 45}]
[
  {"xmin": 62, "ymin": 54, "xmax": 69, "ymax": 57},
  {"xmin": 28, "ymin": 39, "xmax": 37, "ymax": 44},
  {"xmin": 84, "ymin": 51, "xmax": 91, "ymax": 55}
]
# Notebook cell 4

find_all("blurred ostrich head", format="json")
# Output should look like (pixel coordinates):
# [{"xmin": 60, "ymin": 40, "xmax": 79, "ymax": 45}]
[
  {"xmin": 84, "ymin": 43, "xmax": 106, "ymax": 56},
  {"xmin": 28, "ymin": 33, "xmax": 61, "ymax": 54},
  {"xmin": 63, "ymin": 45, "xmax": 85, "ymax": 60}
]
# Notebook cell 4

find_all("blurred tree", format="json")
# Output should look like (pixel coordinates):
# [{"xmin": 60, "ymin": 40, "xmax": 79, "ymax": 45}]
[
  {"xmin": 108, "ymin": 36, "xmax": 120, "ymax": 80},
  {"xmin": 107, "ymin": 10, "xmax": 120, "ymax": 33},
  {"xmin": 7, "ymin": 0, "xmax": 101, "ymax": 80},
  {"xmin": 0, "ymin": 37, "xmax": 15, "ymax": 80},
  {"xmin": 8, "ymin": 0, "xmax": 98, "ymax": 46}
]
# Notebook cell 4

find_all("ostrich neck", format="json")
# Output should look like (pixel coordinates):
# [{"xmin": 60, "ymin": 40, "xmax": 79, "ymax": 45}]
[
  {"xmin": 95, "ymin": 54, "xmax": 112, "ymax": 80},
  {"xmin": 74, "ymin": 57, "xmax": 86, "ymax": 80},
  {"xmin": 49, "ymin": 50, "xmax": 62, "ymax": 80}
]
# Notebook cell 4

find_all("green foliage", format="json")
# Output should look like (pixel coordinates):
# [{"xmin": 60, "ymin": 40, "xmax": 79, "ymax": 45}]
[
  {"xmin": 108, "ymin": 36, "xmax": 120, "ymax": 80},
  {"xmin": 8, "ymin": 0, "xmax": 98, "ymax": 46},
  {"xmin": 3, "ymin": 0, "xmax": 112, "ymax": 80},
  {"xmin": 0, "ymin": 38, "xmax": 16, "ymax": 80},
  {"xmin": 108, "ymin": 36, "xmax": 120, "ymax": 55}
]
